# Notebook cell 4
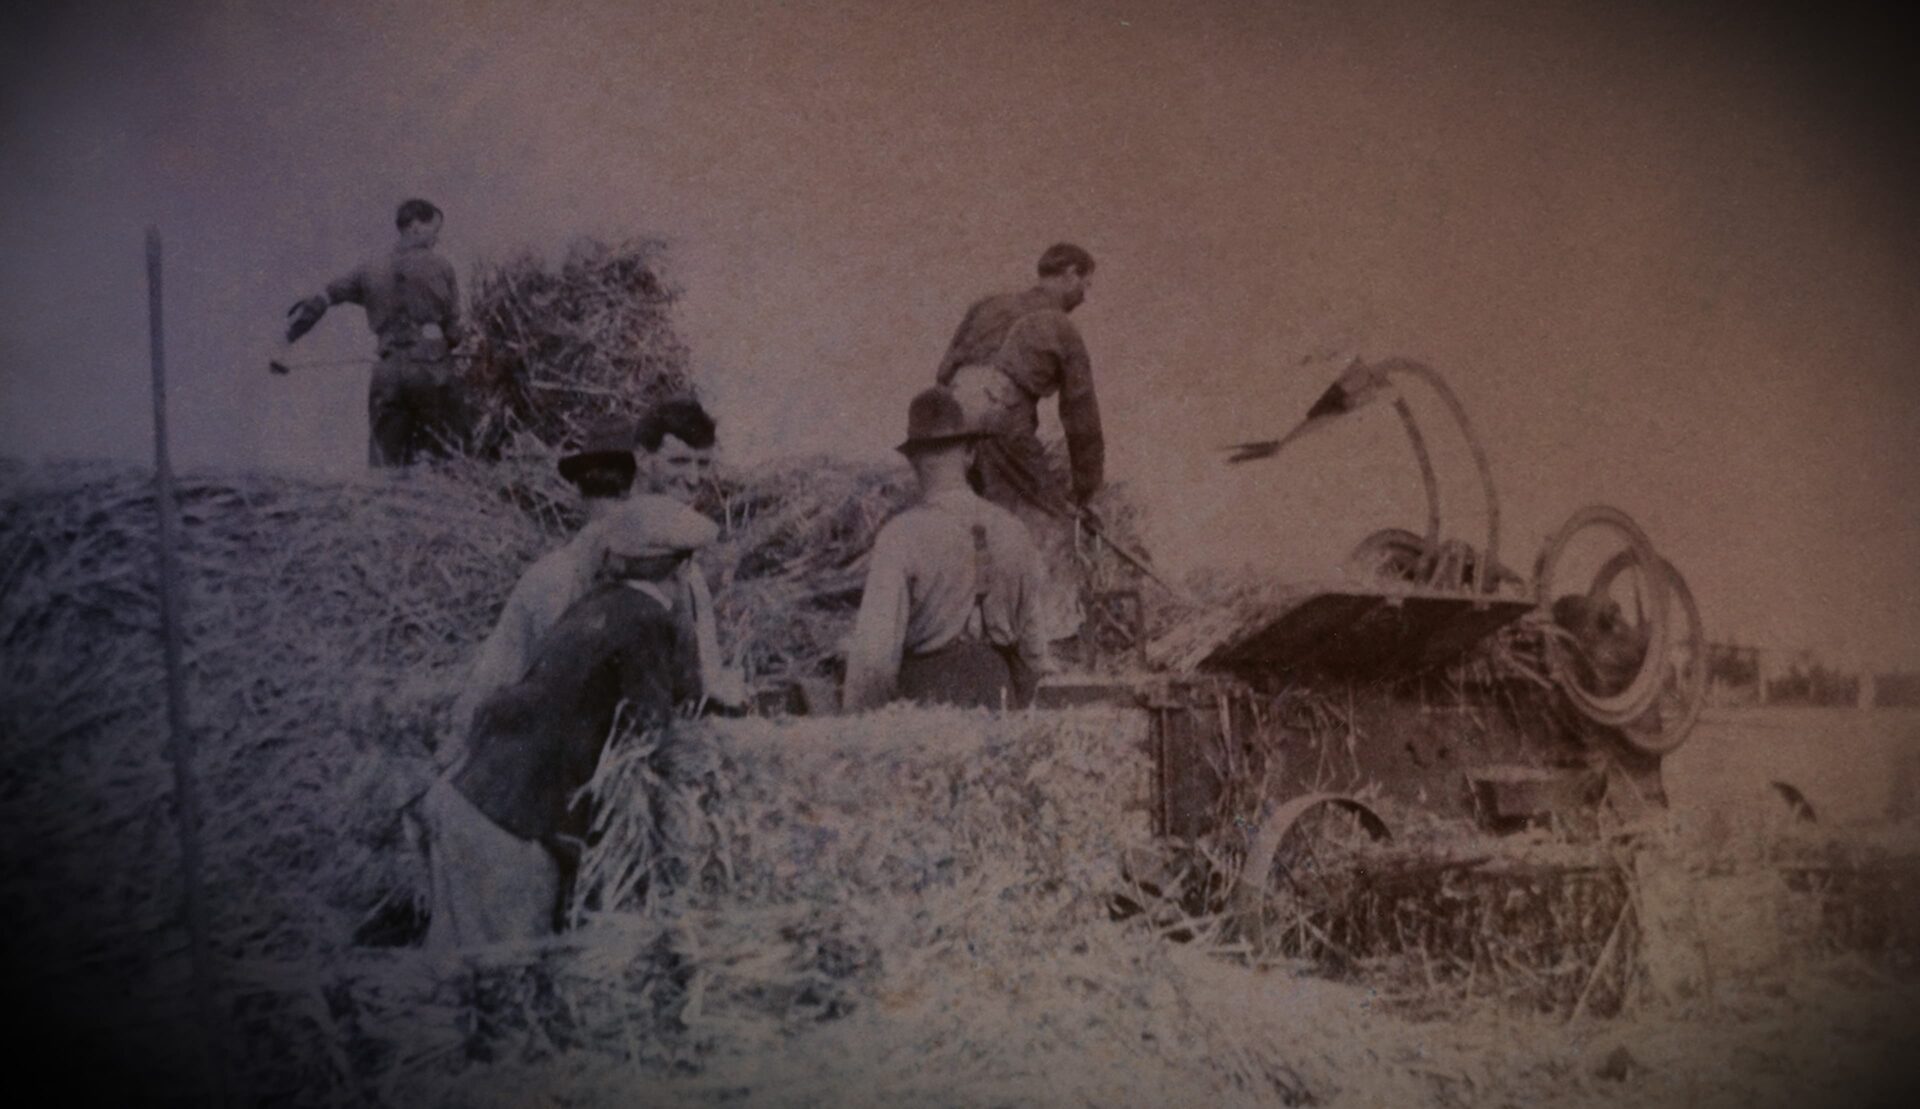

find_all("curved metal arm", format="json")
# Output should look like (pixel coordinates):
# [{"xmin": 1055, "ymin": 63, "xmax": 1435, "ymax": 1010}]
[
  {"xmin": 1369, "ymin": 358, "xmax": 1501, "ymax": 594},
  {"xmin": 1391, "ymin": 397, "xmax": 1442, "ymax": 556}
]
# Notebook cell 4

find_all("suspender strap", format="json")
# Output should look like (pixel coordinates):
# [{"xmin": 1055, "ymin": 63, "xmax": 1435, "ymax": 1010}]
[{"xmin": 969, "ymin": 522, "xmax": 994, "ymax": 640}]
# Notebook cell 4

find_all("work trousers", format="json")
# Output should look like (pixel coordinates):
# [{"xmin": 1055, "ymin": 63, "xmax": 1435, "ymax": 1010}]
[
  {"xmin": 369, "ymin": 349, "xmax": 466, "ymax": 467},
  {"xmin": 897, "ymin": 639, "xmax": 1035, "ymax": 710},
  {"xmin": 951, "ymin": 364, "xmax": 1085, "ymax": 641},
  {"xmin": 422, "ymin": 778, "xmax": 563, "ymax": 949}
]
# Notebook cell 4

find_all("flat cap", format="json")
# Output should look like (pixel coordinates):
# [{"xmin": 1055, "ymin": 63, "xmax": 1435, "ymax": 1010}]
[{"xmin": 600, "ymin": 494, "xmax": 719, "ymax": 559}]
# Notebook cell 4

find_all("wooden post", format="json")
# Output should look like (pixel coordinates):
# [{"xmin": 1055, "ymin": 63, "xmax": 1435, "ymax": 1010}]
[{"xmin": 147, "ymin": 227, "xmax": 228, "ymax": 1106}]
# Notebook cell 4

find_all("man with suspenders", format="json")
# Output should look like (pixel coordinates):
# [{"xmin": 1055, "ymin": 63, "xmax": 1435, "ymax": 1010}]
[
  {"xmin": 843, "ymin": 387, "xmax": 1052, "ymax": 711},
  {"xmin": 934, "ymin": 243, "xmax": 1104, "ymax": 643}
]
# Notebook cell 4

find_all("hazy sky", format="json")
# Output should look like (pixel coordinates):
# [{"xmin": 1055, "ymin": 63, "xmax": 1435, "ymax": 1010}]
[{"xmin": 2, "ymin": 0, "xmax": 1916, "ymax": 666}]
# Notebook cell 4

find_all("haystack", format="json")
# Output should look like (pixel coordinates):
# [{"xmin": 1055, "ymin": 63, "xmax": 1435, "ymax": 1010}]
[{"xmin": 463, "ymin": 237, "xmax": 693, "ymax": 456}]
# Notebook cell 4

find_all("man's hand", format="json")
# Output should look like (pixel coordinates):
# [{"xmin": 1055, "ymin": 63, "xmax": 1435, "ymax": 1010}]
[{"xmin": 284, "ymin": 295, "xmax": 328, "ymax": 343}]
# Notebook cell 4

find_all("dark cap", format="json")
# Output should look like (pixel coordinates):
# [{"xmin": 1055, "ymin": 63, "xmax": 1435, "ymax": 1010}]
[
  {"xmin": 559, "ymin": 415, "xmax": 639, "ymax": 484},
  {"xmin": 896, "ymin": 387, "xmax": 986, "ymax": 454}
]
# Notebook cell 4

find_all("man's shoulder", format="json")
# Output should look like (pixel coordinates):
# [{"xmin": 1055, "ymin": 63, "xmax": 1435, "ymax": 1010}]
[
  {"xmin": 500, "ymin": 541, "xmax": 588, "ymax": 612},
  {"xmin": 966, "ymin": 288, "xmax": 1030, "ymax": 317},
  {"xmin": 520, "ymin": 542, "xmax": 583, "ymax": 587},
  {"xmin": 975, "ymin": 498, "xmax": 1041, "ymax": 552},
  {"xmin": 911, "ymin": 492, "xmax": 1038, "ymax": 549},
  {"xmin": 1012, "ymin": 303, "xmax": 1080, "ymax": 337},
  {"xmin": 869, "ymin": 497, "xmax": 958, "ymax": 552},
  {"xmin": 387, "ymin": 244, "xmax": 453, "ymax": 273}
]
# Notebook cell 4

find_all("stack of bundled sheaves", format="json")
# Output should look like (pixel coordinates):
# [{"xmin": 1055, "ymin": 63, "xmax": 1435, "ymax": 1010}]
[
  {"xmin": 0, "ymin": 460, "xmax": 544, "ymax": 1096},
  {"xmin": 463, "ymin": 237, "xmax": 694, "ymax": 458},
  {"xmin": 222, "ymin": 708, "xmax": 1382, "ymax": 1108},
  {"xmin": 0, "ymin": 457, "xmax": 1348, "ymax": 1105}
]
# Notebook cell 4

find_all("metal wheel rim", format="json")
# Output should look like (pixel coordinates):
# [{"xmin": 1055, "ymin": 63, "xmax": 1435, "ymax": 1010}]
[
  {"xmin": 1534, "ymin": 505, "xmax": 1672, "ymax": 725},
  {"xmin": 1591, "ymin": 554, "xmax": 1706, "ymax": 754}
]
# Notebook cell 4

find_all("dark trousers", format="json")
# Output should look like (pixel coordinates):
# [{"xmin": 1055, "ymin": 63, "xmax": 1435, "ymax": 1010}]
[
  {"xmin": 970, "ymin": 410, "xmax": 1084, "ymax": 642},
  {"xmin": 897, "ymin": 639, "xmax": 1036, "ymax": 710},
  {"xmin": 368, "ymin": 353, "xmax": 465, "ymax": 467}
]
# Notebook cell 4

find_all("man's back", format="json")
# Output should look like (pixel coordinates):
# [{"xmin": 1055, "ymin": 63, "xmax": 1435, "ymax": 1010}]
[
  {"xmin": 452, "ymin": 582, "xmax": 692, "ymax": 842},
  {"xmin": 843, "ymin": 488, "xmax": 1050, "ymax": 709},
  {"xmin": 327, "ymin": 242, "xmax": 461, "ymax": 349},
  {"xmin": 449, "ymin": 533, "xmax": 599, "ymax": 743},
  {"xmin": 935, "ymin": 287, "xmax": 1057, "ymax": 385}
]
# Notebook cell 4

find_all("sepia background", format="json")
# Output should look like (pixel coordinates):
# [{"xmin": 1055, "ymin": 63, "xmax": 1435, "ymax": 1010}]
[
  {"xmin": 2, "ymin": 0, "xmax": 1915, "ymax": 670},
  {"xmin": 3, "ymin": 3, "xmax": 1919, "ymax": 1103}
]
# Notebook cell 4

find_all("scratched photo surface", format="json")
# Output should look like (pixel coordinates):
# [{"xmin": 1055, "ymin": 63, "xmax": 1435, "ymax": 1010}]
[{"xmin": 2, "ymin": 1, "xmax": 1917, "ymax": 1105}]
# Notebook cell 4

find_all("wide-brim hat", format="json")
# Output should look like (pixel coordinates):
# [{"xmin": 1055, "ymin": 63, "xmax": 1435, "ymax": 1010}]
[
  {"xmin": 559, "ymin": 416, "xmax": 639, "ymax": 483},
  {"xmin": 896, "ymin": 386, "xmax": 988, "ymax": 454}
]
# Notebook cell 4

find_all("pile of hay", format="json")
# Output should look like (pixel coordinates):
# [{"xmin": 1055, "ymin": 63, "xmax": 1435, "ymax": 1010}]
[
  {"xmin": 212, "ymin": 708, "xmax": 1376, "ymax": 1107},
  {"xmin": 0, "ymin": 462, "xmax": 543, "ymax": 961},
  {"xmin": 463, "ymin": 237, "xmax": 694, "ymax": 455},
  {"xmin": 0, "ymin": 453, "xmax": 1174, "ymax": 1102},
  {"xmin": 705, "ymin": 457, "xmax": 917, "ymax": 682}
]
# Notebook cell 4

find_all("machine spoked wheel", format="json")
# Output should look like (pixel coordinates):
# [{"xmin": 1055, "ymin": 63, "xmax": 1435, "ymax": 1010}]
[
  {"xmin": 1231, "ymin": 794, "xmax": 1391, "ymax": 960},
  {"xmin": 1535, "ymin": 505, "xmax": 1672, "ymax": 726},
  {"xmin": 1590, "ymin": 553, "xmax": 1707, "ymax": 754}
]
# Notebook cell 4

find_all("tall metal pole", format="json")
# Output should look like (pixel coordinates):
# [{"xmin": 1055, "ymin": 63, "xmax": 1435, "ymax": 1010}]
[{"xmin": 147, "ymin": 227, "xmax": 228, "ymax": 1106}]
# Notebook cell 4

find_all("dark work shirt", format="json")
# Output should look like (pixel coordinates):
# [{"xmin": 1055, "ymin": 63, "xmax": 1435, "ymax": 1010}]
[
  {"xmin": 452, "ymin": 582, "xmax": 695, "ymax": 842},
  {"xmin": 934, "ymin": 287, "xmax": 1104, "ymax": 501},
  {"xmin": 324, "ymin": 241, "xmax": 464, "ymax": 353}
]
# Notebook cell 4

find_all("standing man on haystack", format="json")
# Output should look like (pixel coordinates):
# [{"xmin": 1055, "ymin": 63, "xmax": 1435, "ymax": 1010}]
[
  {"xmin": 934, "ymin": 243, "xmax": 1104, "ymax": 644},
  {"xmin": 424, "ymin": 496, "xmax": 714, "ymax": 947},
  {"xmin": 843, "ymin": 387, "xmax": 1051, "ymax": 712},
  {"xmin": 282, "ymin": 198, "xmax": 469, "ymax": 467}
]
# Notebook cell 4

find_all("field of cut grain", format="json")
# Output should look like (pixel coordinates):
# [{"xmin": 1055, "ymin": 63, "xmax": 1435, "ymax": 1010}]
[{"xmin": 3, "ymin": 461, "xmax": 1918, "ymax": 1107}]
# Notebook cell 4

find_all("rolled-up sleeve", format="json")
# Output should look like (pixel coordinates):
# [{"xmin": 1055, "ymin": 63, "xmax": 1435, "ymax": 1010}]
[
  {"xmin": 324, "ymin": 266, "xmax": 366, "ymax": 307},
  {"xmin": 1055, "ymin": 319, "xmax": 1104, "ymax": 502},
  {"xmin": 843, "ymin": 526, "xmax": 913, "ymax": 712}
]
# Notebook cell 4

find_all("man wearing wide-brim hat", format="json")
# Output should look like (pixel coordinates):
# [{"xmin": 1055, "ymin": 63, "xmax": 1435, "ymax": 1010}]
[
  {"xmin": 843, "ymin": 387, "xmax": 1052, "ymax": 712},
  {"xmin": 445, "ymin": 415, "xmax": 642, "ymax": 750},
  {"xmin": 424, "ymin": 495, "xmax": 714, "ymax": 947},
  {"xmin": 556, "ymin": 414, "xmax": 641, "ymax": 497}
]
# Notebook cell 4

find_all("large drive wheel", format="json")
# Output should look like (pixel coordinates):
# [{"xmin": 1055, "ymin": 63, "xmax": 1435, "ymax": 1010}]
[
  {"xmin": 1590, "ymin": 554, "xmax": 1707, "ymax": 754},
  {"xmin": 1231, "ymin": 794, "xmax": 1391, "ymax": 959},
  {"xmin": 1535, "ymin": 505, "xmax": 1672, "ymax": 726}
]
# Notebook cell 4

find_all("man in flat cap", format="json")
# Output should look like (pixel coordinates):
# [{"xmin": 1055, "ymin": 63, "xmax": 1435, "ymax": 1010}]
[
  {"xmin": 446, "ymin": 415, "xmax": 642, "ymax": 750},
  {"xmin": 843, "ymin": 387, "xmax": 1051, "ymax": 712},
  {"xmin": 934, "ymin": 243, "xmax": 1103, "ymax": 642},
  {"xmin": 423, "ymin": 495, "xmax": 715, "ymax": 947},
  {"xmin": 283, "ymin": 198, "xmax": 468, "ymax": 467}
]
